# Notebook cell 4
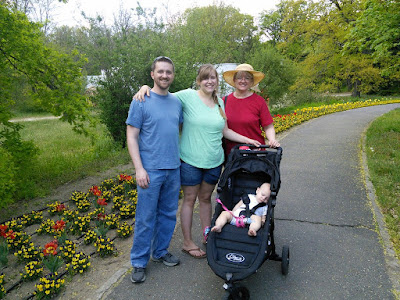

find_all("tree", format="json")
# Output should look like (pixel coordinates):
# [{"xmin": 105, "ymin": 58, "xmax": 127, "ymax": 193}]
[
  {"xmin": 1, "ymin": 4, "xmax": 90, "ymax": 131},
  {"xmin": 8, "ymin": 0, "xmax": 68, "ymax": 34},
  {"xmin": 264, "ymin": 0, "xmax": 388, "ymax": 96},
  {"xmin": 92, "ymin": 4, "xmax": 168, "ymax": 146},
  {"xmin": 259, "ymin": 7, "xmax": 285, "ymax": 46},
  {"xmin": 167, "ymin": 4, "xmax": 258, "ymax": 65},
  {"xmin": 248, "ymin": 44, "xmax": 297, "ymax": 101},
  {"xmin": 1, "ymin": 3, "xmax": 90, "ymax": 202},
  {"xmin": 344, "ymin": 0, "xmax": 400, "ymax": 93}
]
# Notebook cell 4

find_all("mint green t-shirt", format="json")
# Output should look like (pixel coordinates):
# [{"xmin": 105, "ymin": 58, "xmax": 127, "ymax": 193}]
[{"xmin": 174, "ymin": 89, "xmax": 225, "ymax": 169}]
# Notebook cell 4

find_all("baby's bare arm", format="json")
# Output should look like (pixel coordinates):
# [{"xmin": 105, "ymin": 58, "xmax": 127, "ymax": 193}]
[{"xmin": 231, "ymin": 200, "xmax": 243, "ymax": 212}]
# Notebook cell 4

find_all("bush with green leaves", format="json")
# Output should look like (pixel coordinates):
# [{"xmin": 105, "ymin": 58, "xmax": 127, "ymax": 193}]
[
  {"xmin": 0, "ymin": 147, "xmax": 16, "ymax": 209},
  {"xmin": 248, "ymin": 44, "xmax": 298, "ymax": 104},
  {"xmin": 0, "ymin": 123, "xmax": 39, "ymax": 201}
]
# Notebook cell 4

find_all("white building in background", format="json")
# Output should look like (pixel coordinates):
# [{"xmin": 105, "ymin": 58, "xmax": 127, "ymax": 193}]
[
  {"xmin": 215, "ymin": 63, "xmax": 238, "ymax": 97},
  {"xmin": 86, "ymin": 70, "xmax": 106, "ymax": 90}
]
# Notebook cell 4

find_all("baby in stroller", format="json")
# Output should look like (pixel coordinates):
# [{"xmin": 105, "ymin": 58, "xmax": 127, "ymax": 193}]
[{"xmin": 211, "ymin": 183, "xmax": 270, "ymax": 236}]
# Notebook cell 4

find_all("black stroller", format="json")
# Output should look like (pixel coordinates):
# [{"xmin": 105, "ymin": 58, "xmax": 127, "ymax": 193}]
[{"xmin": 207, "ymin": 145, "xmax": 289, "ymax": 299}]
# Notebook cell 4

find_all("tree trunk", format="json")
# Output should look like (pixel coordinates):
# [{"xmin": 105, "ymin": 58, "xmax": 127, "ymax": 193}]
[{"xmin": 352, "ymin": 80, "xmax": 361, "ymax": 97}]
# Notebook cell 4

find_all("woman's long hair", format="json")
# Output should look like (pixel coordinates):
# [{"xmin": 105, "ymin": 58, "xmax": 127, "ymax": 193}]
[{"xmin": 196, "ymin": 64, "xmax": 227, "ymax": 120}]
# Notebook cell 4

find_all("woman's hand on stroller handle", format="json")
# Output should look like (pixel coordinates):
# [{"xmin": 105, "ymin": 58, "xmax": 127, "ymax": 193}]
[{"xmin": 238, "ymin": 144, "xmax": 282, "ymax": 153}]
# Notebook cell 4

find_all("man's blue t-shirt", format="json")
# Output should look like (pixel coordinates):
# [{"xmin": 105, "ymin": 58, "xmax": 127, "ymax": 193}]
[{"xmin": 126, "ymin": 91, "xmax": 183, "ymax": 170}]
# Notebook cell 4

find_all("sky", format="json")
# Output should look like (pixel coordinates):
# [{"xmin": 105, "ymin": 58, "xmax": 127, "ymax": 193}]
[{"xmin": 53, "ymin": 0, "xmax": 281, "ymax": 27}]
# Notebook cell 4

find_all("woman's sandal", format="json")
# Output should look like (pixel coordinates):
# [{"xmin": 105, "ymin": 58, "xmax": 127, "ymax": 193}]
[{"xmin": 181, "ymin": 247, "xmax": 206, "ymax": 259}]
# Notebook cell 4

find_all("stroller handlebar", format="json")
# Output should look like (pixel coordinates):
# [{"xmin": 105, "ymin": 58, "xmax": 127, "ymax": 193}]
[{"xmin": 235, "ymin": 144, "xmax": 282, "ymax": 155}]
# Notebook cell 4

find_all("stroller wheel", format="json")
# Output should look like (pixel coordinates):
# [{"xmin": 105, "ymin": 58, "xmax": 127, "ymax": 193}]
[
  {"xmin": 223, "ymin": 284, "xmax": 250, "ymax": 300},
  {"xmin": 281, "ymin": 245, "xmax": 290, "ymax": 275}
]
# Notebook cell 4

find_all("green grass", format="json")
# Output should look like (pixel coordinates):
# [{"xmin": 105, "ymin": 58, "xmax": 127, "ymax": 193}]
[
  {"xmin": 365, "ymin": 108, "xmax": 400, "ymax": 258},
  {"xmin": 18, "ymin": 118, "xmax": 131, "ymax": 198}
]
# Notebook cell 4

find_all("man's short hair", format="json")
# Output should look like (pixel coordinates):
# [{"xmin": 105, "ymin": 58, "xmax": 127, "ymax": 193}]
[{"xmin": 151, "ymin": 56, "xmax": 175, "ymax": 72}]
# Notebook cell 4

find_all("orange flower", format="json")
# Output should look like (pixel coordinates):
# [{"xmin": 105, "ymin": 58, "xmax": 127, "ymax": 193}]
[
  {"xmin": 90, "ymin": 186, "xmax": 102, "ymax": 196},
  {"xmin": 52, "ymin": 220, "xmax": 66, "ymax": 232},
  {"xmin": 97, "ymin": 198, "xmax": 107, "ymax": 206},
  {"xmin": 118, "ymin": 174, "xmax": 132, "ymax": 182},
  {"xmin": 43, "ymin": 241, "xmax": 58, "ymax": 256},
  {"xmin": 0, "ymin": 225, "xmax": 8, "ymax": 237},
  {"xmin": 96, "ymin": 213, "xmax": 106, "ymax": 221},
  {"xmin": 5, "ymin": 229, "xmax": 15, "ymax": 240},
  {"xmin": 56, "ymin": 203, "xmax": 66, "ymax": 212}
]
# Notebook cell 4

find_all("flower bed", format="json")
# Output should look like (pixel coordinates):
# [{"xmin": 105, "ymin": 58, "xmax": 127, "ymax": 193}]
[
  {"xmin": 0, "ymin": 174, "xmax": 136, "ymax": 299},
  {"xmin": 272, "ymin": 99, "xmax": 400, "ymax": 134}
]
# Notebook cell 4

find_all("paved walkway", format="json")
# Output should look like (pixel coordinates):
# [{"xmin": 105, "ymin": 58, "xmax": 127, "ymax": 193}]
[
  {"xmin": 101, "ymin": 104, "xmax": 400, "ymax": 300},
  {"xmin": 9, "ymin": 116, "xmax": 61, "ymax": 122}
]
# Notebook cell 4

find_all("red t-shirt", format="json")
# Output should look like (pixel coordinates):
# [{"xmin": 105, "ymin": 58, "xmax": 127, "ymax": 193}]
[{"xmin": 224, "ymin": 93, "xmax": 273, "ymax": 156}]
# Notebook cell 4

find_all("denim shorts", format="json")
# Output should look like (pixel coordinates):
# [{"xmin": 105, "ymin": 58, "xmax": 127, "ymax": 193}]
[{"xmin": 180, "ymin": 161, "xmax": 222, "ymax": 186}]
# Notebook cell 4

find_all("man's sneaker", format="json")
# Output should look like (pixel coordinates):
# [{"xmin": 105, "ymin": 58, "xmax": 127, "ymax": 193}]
[
  {"xmin": 131, "ymin": 267, "xmax": 146, "ymax": 283},
  {"xmin": 152, "ymin": 252, "xmax": 180, "ymax": 266}
]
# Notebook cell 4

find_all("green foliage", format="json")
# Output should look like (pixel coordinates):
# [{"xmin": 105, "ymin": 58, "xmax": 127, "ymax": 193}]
[
  {"xmin": 96, "ymin": 73, "xmax": 133, "ymax": 147},
  {"xmin": 0, "ymin": 147, "xmax": 16, "ymax": 209},
  {"xmin": 284, "ymin": 89, "xmax": 320, "ymax": 107},
  {"xmin": 344, "ymin": 0, "xmax": 400, "ymax": 81},
  {"xmin": 0, "ymin": 122, "xmax": 39, "ymax": 200},
  {"xmin": 248, "ymin": 44, "xmax": 297, "ymax": 102},
  {"xmin": 16, "ymin": 118, "xmax": 130, "ymax": 199},
  {"xmin": 169, "ymin": 4, "xmax": 258, "ymax": 64},
  {"xmin": 262, "ymin": 0, "xmax": 397, "ymax": 96},
  {"xmin": 0, "ymin": 4, "xmax": 92, "ymax": 134},
  {"xmin": 260, "ymin": 7, "xmax": 284, "ymax": 45},
  {"xmin": 1, "ymin": 3, "xmax": 98, "ymax": 203},
  {"xmin": 89, "ymin": 5, "xmax": 169, "ymax": 145}
]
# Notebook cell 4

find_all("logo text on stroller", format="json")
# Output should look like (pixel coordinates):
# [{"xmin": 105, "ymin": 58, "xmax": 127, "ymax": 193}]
[{"xmin": 226, "ymin": 253, "xmax": 245, "ymax": 263}]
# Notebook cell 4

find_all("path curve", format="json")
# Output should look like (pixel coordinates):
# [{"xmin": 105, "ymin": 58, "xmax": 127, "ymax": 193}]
[{"xmin": 9, "ymin": 116, "xmax": 61, "ymax": 122}]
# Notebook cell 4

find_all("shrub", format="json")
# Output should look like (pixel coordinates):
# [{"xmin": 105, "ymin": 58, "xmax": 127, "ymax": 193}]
[
  {"xmin": 0, "ymin": 123, "xmax": 39, "ymax": 200},
  {"xmin": 286, "ymin": 90, "xmax": 320, "ymax": 106},
  {"xmin": 0, "ymin": 147, "xmax": 16, "ymax": 209}
]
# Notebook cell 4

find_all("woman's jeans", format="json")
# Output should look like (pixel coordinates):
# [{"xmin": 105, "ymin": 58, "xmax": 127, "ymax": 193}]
[{"xmin": 130, "ymin": 168, "xmax": 180, "ymax": 268}]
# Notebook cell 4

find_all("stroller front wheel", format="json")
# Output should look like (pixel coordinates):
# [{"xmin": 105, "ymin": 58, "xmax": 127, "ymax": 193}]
[
  {"xmin": 281, "ymin": 245, "xmax": 290, "ymax": 275},
  {"xmin": 223, "ymin": 283, "xmax": 250, "ymax": 300}
]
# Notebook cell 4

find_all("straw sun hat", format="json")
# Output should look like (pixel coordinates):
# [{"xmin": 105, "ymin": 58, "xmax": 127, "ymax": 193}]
[{"xmin": 222, "ymin": 64, "xmax": 265, "ymax": 88}]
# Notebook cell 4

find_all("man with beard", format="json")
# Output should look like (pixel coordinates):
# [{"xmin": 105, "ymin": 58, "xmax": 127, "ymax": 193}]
[{"xmin": 126, "ymin": 56, "xmax": 183, "ymax": 283}]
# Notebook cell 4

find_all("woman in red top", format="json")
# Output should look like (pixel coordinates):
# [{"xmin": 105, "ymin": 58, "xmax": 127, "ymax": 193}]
[{"xmin": 222, "ymin": 64, "xmax": 280, "ymax": 156}]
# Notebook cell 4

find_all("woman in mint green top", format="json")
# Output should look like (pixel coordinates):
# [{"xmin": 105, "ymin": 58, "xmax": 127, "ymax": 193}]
[
  {"xmin": 133, "ymin": 64, "xmax": 260, "ymax": 258},
  {"xmin": 175, "ymin": 88, "xmax": 225, "ymax": 169}
]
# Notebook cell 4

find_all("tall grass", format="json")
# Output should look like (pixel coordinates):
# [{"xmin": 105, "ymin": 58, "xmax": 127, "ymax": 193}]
[
  {"xmin": 18, "ymin": 118, "xmax": 131, "ymax": 198},
  {"xmin": 365, "ymin": 108, "xmax": 400, "ymax": 257}
]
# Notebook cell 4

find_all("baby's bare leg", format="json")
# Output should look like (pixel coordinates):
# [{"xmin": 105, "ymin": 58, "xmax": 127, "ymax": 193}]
[
  {"xmin": 211, "ymin": 211, "xmax": 233, "ymax": 233},
  {"xmin": 248, "ymin": 215, "xmax": 262, "ymax": 236}
]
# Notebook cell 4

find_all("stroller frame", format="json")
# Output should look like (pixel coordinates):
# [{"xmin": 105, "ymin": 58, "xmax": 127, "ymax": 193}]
[{"xmin": 207, "ymin": 145, "xmax": 289, "ymax": 299}]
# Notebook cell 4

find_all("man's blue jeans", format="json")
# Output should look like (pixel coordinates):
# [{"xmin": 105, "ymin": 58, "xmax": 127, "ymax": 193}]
[{"xmin": 130, "ymin": 168, "xmax": 180, "ymax": 268}]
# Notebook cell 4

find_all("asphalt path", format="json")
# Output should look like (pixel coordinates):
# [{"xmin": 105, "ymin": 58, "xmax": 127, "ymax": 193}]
[{"xmin": 102, "ymin": 103, "xmax": 400, "ymax": 300}]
